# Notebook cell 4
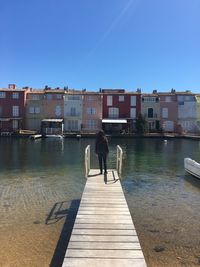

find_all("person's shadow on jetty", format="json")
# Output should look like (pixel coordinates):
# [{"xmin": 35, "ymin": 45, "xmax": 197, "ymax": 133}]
[{"xmin": 46, "ymin": 199, "xmax": 80, "ymax": 267}]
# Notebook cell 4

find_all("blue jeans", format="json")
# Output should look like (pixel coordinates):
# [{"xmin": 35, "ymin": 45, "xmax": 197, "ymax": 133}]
[{"xmin": 98, "ymin": 153, "xmax": 107, "ymax": 173}]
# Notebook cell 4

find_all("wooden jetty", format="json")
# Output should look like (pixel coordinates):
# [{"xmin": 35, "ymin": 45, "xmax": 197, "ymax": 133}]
[{"xmin": 61, "ymin": 146, "xmax": 147, "ymax": 267}]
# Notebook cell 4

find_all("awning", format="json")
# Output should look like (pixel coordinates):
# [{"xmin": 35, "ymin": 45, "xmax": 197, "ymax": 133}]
[
  {"xmin": 0, "ymin": 118, "xmax": 11, "ymax": 121},
  {"xmin": 102, "ymin": 119, "xmax": 127, "ymax": 124},
  {"xmin": 42, "ymin": 119, "xmax": 63, "ymax": 122},
  {"xmin": 0, "ymin": 118, "xmax": 22, "ymax": 121}
]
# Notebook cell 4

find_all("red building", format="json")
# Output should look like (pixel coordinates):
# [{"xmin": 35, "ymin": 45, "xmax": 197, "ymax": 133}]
[
  {"xmin": 101, "ymin": 89, "xmax": 141, "ymax": 133},
  {"xmin": 0, "ymin": 84, "xmax": 30, "ymax": 132}
]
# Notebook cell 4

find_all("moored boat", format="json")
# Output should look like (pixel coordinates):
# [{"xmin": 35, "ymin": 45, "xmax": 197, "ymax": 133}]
[
  {"xmin": 45, "ymin": 134, "xmax": 63, "ymax": 139},
  {"xmin": 184, "ymin": 158, "xmax": 200, "ymax": 179}
]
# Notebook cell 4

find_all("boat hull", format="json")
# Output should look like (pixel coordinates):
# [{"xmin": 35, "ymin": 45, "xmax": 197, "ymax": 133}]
[
  {"xmin": 184, "ymin": 158, "xmax": 200, "ymax": 179},
  {"xmin": 45, "ymin": 135, "xmax": 63, "ymax": 139}
]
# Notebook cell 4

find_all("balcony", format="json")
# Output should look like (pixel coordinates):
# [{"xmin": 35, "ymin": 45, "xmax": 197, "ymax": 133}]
[
  {"xmin": 65, "ymin": 112, "xmax": 81, "ymax": 117},
  {"xmin": 144, "ymin": 113, "xmax": 158, "ymax": 118}
]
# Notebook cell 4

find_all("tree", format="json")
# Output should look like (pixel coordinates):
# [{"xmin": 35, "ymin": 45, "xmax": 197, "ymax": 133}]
[{"xmin": 135, "ymin": 114, "xmax": 147, "ymax": 134}]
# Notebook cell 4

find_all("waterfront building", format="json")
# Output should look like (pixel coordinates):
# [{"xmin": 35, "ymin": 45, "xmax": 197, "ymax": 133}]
[
  {"xmin": 158, "ymin": 90, "xmax": 178, "ymax": 132},
  {"xmin": 42, "ymin": 88, "xmax": 65, "ymax": 134},
  {"xmin": 176, "ymin": 91, "xmax": 196, "ymax": 133},
  {"xmin": 26, "ymin": 90, "xmax": 44, "ymax": 131},
  {"xmin": 141, "ymin": 92, "xmax": 160, "ymax": 132},
  {"xmin": 42, "ymin": 88, "xmax": 64, "ymax": 119},
  {"xmin": 82, "ymin": 92, "xmax": 102, "ymax": 133},
  {"xmin": 101, "ymin": 89, "xmax": 141, "ymax": 133},
  {"xmin": 26, "ymin": 88, "xmax": 65, "ymax": 133},
  {"xmin": 0, "ymin": 84, "xmax": 30, "ymax": 132},
  {"xmin": 63, "ymin": 92, "xmax": 83, "ymax": 132}
]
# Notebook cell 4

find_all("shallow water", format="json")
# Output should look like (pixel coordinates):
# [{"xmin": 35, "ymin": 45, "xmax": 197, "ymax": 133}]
[{"xmin": 0, "ymin": 137, "xmax": 200, "ymax": 267}]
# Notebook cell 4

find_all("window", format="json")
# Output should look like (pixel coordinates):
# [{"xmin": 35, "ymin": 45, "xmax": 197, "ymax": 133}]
[
  {"xmin": 119, "ymin": 95, "xmax": 124, "ymax": 102},
  {"xmin": 70, "ymin": 107, "xmax": 76, "ymax": 116},
  {"xmin": 0, "ymin": 106, "xmax": 2, "ymax": 116},
  {"xmin": 46, "ymin": 94, "xmax": 52, "ymax": 100},
  {"xmin": 165, "ymin": 96, "xmax": 171, "ymax": 102},
  {"xmin": 177, "ymin": 96, "xmax": 184, "ymax": 102},
  {"xmin": 87, "ymin": 108, "xmax": 96, "ymax": 115},
  {"xmin": 185, "ymin": 95, "xmax": 194, "ymax": 101},
  {"xmin": 29, "ymin": 107, "xmax": 34, "ymax": 113},
  {"xmin": 68, "ymin": 120, "xmax": 78, "ymax": 131},
  {"xmin": 31, "ymin": 95, "xmax": 40, "ymax": 100},
  {"xmin": 29, "ymin": 107, "xmax": 40, "ymax": 114},
  {"xmin": 107, "ymin": 95, "xmax": 112, "ymax": 106},
  {"xmin": 55, "ymin": 106, "xmax": 61, "ymax": 116},
  {"xmin": 0, "ymin": 92, "xmax": 6, "ymax": 98},
  {"xmin": 35, "ymin": 107, "xmax": 40, "ymax": 114},
  {"xmin": 88, "ymin": 120, "xmax": 97, "ymax": 129},
  {"xmin": 67, "ymin": 95, "xmax": 81, "ymax": 100},
  {"xmin": 148, "ymin": 108, "xmax": 153, "ymax": 118},
  {"xmin": 12, "ymin": 120, "xmax": 18, "ymax": 130},
  {"xmin": 12, "ymin": 106, "xmax": 19, "ymax": 117},
  {"xmin": 142, "ymin": 97, "xmax": 156, "ymax": 102},
  {"xmin": 12, "ymin": 92, "xmax": 19, "ymax": 99},
  {"xmin": 162, "ymin": 108, "xmax": 168, "ymax": 118},
  {"xmin": 56, "ymin": 94, "xmax": 62, "ymax": 99},
  {"xmin": 131, "ymin": 96, "xmax": 136, "ymax": 106},
  {"xmin": 87, "ymin": 95, "xmax": 95, "ymax": 101},
  {"xmin": 108, "ymin": 107, "xmax": 119, "ymax": 118},
  {"xmin": 130, "ymin": 108, "xmax": 136, "ymax": 118}
]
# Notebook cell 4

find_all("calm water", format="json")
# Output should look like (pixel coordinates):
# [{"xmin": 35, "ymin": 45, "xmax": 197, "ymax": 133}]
[{"xmin": 1, "ymin": 137, "xmax": 200, "ymax": 267}]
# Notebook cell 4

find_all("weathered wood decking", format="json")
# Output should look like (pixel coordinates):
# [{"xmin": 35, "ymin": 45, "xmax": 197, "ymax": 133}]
[{"xmin": 62, "ymin": 169, "xmax": 147, "ymax": 267}]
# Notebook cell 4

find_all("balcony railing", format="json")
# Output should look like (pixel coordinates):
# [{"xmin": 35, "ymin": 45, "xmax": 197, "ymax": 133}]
[
  {"xmin": 65, "ymin": 113, "xmax": 81, "ymax": 117},
  {"xmin": 144, "ymin": 113, "xmax": 158, "ymax": 118}
]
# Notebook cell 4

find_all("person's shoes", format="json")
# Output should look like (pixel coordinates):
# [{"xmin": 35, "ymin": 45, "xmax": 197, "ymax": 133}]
[
  {"xmin": 100, "ymin": 171, "xmax": 103, "ymax": 174},
  {"xmin": 104, "ymin": 171, "xmax": 107, "ymax": 174}
]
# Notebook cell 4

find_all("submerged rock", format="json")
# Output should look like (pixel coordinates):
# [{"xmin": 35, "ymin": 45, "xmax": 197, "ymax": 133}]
[
  {"xmin": 154, "ymin": 245, "xmax": 165, "ymax": 252},
  {"xmin": 33, "ymin": 220, "xmax": 41, "ymax": 224}
]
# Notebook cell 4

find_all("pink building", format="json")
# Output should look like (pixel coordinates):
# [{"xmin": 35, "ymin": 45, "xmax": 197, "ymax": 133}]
[
  {"xmin": 158, "ymin": 91, "xmax": 178, "ymax": 132},
  {"xmin": 43, "ymin": 89, "xmax": 65, "ymax": 119},
  {"xmin": 82, "ymin": 93, "xmax": 102, "ymax": 132},
  {"xmin": 0, "ymin": 84, "xmax": 29, "ymax": 132}
]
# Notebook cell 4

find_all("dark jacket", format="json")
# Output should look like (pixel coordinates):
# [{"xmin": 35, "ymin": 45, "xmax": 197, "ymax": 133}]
[{"xmin": 95, "ymin": 136, "xmax": 109, "ymax": 154}]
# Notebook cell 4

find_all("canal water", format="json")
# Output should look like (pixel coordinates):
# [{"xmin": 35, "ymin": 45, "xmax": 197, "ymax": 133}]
[{"xmin": 0, "ymin": 137, "xmax": 200, "ymax": 267}]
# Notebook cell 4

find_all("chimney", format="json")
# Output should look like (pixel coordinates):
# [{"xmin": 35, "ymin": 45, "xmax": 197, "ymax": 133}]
[
  {"xmin": 136, "ymin": 88, "xmax": 141, "ymax": 93},
  {"xmin": 22, "ymin": 86, "xmax": 29, "ymax": 90},
  {"xmin": 152, "ymin": 89, "xmax": 157, "ymax": 94},
  {"xmin": 8, "ymin": 84, "xmax": 16, "ymax": 89},
  {"xmin": 171, "ymin": 88, "xmax": 176, "ymax": 93}
]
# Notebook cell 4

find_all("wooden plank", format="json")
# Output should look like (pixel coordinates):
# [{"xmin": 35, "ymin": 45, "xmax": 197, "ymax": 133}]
[
  {"xmin": 73, "ymin": 223, "xmax": 135, "ymax": 229},
  {"xmin": 65, "ymin": 249, "xmax": 144, "ymax": 258},
  {"xmin": 61, "ymin": 169, "xmax": 147, "ymax": 267},
  {"xmin": 62, "ymin": 258, "xmax": 147, "ymax": 267},
  {"xmin": 71, "ymin": 229, "xmax": 137, "ymax": 236},
  {"xmin": 68, "ymin": 241, "xmax": 141, "ymax": 250},
  {"xmin": 70, "ymin": 234, "xmax": 140, "ymax": 242}
]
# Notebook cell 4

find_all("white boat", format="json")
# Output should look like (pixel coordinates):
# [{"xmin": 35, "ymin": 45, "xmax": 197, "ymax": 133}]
[{"xmin": 184, "ymin": 158, "xmax": 200, "ymax": 179}]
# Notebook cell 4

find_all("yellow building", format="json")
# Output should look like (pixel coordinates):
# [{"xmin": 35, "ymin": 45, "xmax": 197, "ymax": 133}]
[{"xmin": 141, "ymin": 93, "xmax": 160, "ymax": 132}]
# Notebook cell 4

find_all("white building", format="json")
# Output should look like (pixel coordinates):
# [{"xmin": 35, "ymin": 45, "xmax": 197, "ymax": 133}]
[
  {"xmin": 177, "ymin": 93, "xmax": 196, "ymax": 133},
  {"xmin": 63, "ymin": 94, "xmax": 83, "ymax": 132}
]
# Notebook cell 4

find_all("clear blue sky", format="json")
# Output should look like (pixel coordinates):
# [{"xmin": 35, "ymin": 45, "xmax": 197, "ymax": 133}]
[{"xmin": 0, "ymin": 0, "xmax": 200, "ymax": 92}]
